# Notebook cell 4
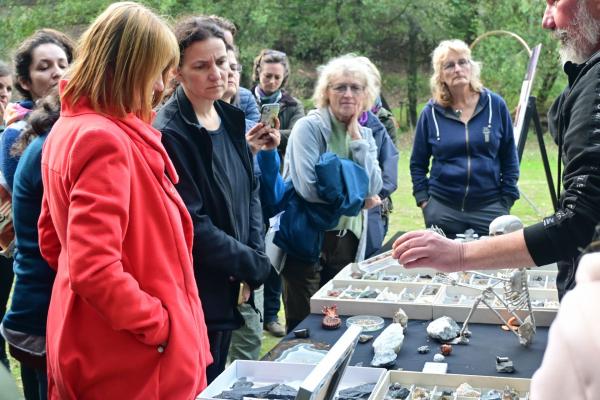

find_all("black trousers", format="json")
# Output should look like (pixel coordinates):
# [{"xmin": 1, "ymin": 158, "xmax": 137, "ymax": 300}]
[
  {"xmin": 206, "ymin": 330, "xmax": 233, "ymax": 384},
  {"xmin": 281, "ymin": 231, "xmax": 358, "ymax": 332}
]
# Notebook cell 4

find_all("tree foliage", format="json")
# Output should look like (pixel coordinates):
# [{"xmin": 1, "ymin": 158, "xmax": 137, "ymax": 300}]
[{"xmin": 0, "ymin": 0, "xmax": 566, "ymax": 124}]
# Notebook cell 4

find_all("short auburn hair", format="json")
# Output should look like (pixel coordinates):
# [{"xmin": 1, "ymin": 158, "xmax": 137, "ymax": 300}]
[{"xmin": 63, "ymin": 2, "xmax": 179, "ymax": 122}]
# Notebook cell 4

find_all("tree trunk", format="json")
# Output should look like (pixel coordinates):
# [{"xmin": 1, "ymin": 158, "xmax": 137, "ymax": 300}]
[{"xmin": 407, "ymin": 16, "xmax": 419, "ymax": 128}]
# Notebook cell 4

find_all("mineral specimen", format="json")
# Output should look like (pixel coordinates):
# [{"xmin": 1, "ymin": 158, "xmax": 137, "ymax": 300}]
[
  {"xmin": 336, "ymin": 383, "xmax": 376, "ymax": 400},
  {"xmin": 456, "ymin": 383, "xmax": 480, "ymax": 397},
  {"xmin": 417, "ymin": 345, "xmax": 430, "ymax": 354},
  {"xmin": 385, "ymin": 384, "xmax": 410, "ymax": 400},
  {"xmin": 293, "ymin": 328, "xmax": 310, "ymax": 338},
  {"xmin": 433, "ymin": 353, "xmax": 445, "ymax": 362},
  {"xmin": 358, "ymin": 334, "xmax": 373, "ymax": 343},
  {"xmin": 426, "ymin": 316, "xmax": 460, "ymax": 341},
  {"xmin": 440, "ymin": 344, "xmax": 452, "ymax": 356},
  {"xmin": 496, "ymin": 356, "xmax": 515, "ymax": 373}
]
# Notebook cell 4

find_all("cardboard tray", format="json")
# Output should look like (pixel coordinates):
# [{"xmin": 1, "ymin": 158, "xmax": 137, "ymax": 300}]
[
  {"xmin": 310, "ymin": 280, "xmax": 441, "ymax": 319},
  {"xmin": 197, "ymin": 360, "xmax": 386, "ymax": 400},
  {"xmin": 372, "ymin": 370, "xmax": 531, "ymax": 400}
]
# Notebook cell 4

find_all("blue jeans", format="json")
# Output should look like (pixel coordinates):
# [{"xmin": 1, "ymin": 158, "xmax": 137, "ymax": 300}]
[{"xmin": 263, "ymin": 268, "xmax": 281, "ymax": 324}]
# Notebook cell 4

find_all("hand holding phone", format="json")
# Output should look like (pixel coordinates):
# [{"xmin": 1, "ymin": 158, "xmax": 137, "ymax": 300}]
[{"xmin": 260, "ymin": 103, "xmax": 280, "ymax": 128}]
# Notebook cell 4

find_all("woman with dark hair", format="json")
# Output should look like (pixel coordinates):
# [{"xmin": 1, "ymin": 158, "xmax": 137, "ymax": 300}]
[
  {"xmin": 1, "ymin": 29, "xmax": 73, "ymax": 192},
  {"xmin": 37, "ymin": 3, "xmax": 212, "ymax": 397},
  {"xmin": 154, "ymin": 17, "xmax": 272, "ymax": 382}
]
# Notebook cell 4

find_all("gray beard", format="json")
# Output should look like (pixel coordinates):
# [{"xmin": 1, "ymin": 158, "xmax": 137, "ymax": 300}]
[{"xmin": 555, "ymin": 2, "xmax": 600, "ymax": 64}]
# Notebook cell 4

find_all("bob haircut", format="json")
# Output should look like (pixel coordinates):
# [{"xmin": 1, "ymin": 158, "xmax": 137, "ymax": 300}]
[
  {"xmin": 312, "ymin": 54, "xmax": 380, "ymax": 112},
  {"xmin": 252, "ymin": 49, "xmax": 290, "ymax": 88},
  {"xmin": 430, "ymin": 39, "xmax": 483, "ymax": 108},
  {"xmin": 62, "ymin": 2, "xmax": 179, "ymax": 122},
  {"xmin": 14, "ymin": 29, "xmax": 74, "ymax": 100},
  {"xmin": 173, "ymin": 16, "xmax": 227, "ymax": 66}
]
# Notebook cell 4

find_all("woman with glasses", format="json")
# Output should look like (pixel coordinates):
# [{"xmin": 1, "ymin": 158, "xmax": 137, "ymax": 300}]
[
  {"xmin": 410, "ymin": 39, "xmax": 519, "ymax": 238},
  {"xmin": 280, "ymin": 54, "xmax": 383, "ymax": 331},
  {"xmin": 251, "ymin": 48, "xmax": 304, "ymax": 337},
  {"xmin": 154, "ymin": 18, "xmax": 272, "ymax": 382}
]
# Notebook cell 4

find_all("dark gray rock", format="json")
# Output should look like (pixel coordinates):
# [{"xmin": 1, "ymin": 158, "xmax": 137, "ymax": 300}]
[
  {"xmin": 336, "ymin": 383, "xmax": 376, "ymax": 400},
  {"xmin": 217, "ymin": 383, "xmax": 298, "ymax": 400},
  {"xmin": 496, "ymin": 356, "xmax": 515, "ymax": 373},
  {"xmin": 386, "ymin": 385, "xmax": 410, "ymax": 399}
]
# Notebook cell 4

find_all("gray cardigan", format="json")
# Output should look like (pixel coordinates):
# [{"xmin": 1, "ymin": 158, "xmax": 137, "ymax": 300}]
[{"xmin": 282, "ymin": 107, "xmax": 383, "ymax": 261}]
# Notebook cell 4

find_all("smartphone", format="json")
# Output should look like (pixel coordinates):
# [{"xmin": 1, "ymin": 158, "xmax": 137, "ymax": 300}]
[{"xmin": 260, "ymin": 103, "xmax": 280, "ymax": 128}]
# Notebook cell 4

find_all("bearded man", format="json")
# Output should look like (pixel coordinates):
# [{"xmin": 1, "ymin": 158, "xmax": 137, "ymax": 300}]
[{"xmin": 392, "ymin": 0, "xmax": 600, "ymax": 300}]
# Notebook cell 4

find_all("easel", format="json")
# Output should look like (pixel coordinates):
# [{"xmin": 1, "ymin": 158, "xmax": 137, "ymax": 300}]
[{"xmin": 516, "ymin": 96, "xmax": 559, "ymax": 212}]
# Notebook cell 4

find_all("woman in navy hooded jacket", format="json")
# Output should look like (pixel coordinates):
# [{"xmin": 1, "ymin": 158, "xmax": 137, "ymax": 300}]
[{"xmin": 410, "ymin": 39, "xmax": 519, "ymax": 238}]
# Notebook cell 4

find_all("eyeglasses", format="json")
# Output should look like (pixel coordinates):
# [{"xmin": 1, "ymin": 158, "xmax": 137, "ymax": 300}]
[
  {"xmin": 230, "ymin": 63, "xmax": 243, "ymax": 72},
  {"xmin": 443, "ymin": 58, "xmax": 470, "ymax": 71},
  {"xmin": 329, "ymin": 83, "xmax": 365, "ymax": 95}
]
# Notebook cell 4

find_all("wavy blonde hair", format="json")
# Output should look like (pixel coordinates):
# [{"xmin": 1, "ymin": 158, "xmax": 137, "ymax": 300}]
[
  {"xmin": 430, "ymin": 39, "xmax": 483, "ymax": 108},
  {"xmin": 63, "ymin": 2, "xmax": 179, "ymax": 122},
  {"xmin": 312, "ymin": 54, "xmax": 380, "ymax": 112}
]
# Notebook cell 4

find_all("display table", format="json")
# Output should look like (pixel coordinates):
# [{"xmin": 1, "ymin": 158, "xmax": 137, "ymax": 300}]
[{"xmin": 263, "ymin": 314, "xmax": 548, "ymax": 379}]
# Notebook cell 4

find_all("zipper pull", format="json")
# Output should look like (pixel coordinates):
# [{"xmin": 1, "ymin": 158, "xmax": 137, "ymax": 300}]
[{"xmin": 483, "ymin": 125, "xmax": 491, "ymax": 143}]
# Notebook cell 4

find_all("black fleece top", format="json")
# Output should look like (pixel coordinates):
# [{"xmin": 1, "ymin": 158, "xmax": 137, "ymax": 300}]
[
  {"xmin": 524, "ymin": 50, "xmax": 600, "ymax": 298},
  {"xmin": 154, "ymin": 86, "xmax": 270, "ymax": 331}
]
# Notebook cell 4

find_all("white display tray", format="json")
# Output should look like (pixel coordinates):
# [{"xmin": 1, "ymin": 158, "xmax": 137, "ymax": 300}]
[
  {"xmin": 433, "ymin": 285, "xmax": 558, "ymax": 326},
  {"xmin": 310, "ymin": 280, "xmax": 440, "ymax": 319},
  {"xmin": 372, "ymin": 370, "xmax": 531, "ymax": 400},
  {"xmin": 197, "ymin": 360, "xmax": 386, "ymax": 400},
  {"xmin": 314, "ymin": 261, "xmax": 558, "ymax": 326}
]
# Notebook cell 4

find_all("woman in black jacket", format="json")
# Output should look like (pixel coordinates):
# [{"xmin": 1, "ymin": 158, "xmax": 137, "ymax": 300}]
[{"xmin": 153, "ymin": 18, "xmax": 272, "ymax": 383}]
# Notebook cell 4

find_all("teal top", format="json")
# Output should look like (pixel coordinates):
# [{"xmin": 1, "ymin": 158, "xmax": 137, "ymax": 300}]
[{"xmin": 327, "ymin": 109, "xmax": 362, "ymax": 239}]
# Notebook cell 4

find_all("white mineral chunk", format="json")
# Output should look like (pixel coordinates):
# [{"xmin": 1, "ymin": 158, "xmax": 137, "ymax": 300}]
[
  {"xmin": 373, "ymin": 322, "xmax": 405, "ymax": 354},
  {"xmin": 456, "ymin": 382, "xmax": 480, "ymax": 397},
  {"xmin": 426, "ymin": 316, "xmax": 460, "ymax": 341}
]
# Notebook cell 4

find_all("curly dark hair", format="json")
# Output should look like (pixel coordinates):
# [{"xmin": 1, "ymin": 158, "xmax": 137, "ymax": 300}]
[
  {"xmin": 11, "ymin": 88, "xmax": 60, "ymax": 157},
  {"xmin": 13, "ymin": 29, "xmax": 74, "ymax": 100}
]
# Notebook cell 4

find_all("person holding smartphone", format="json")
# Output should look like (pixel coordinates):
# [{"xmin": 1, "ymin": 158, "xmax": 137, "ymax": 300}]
[{"xmin": 251, "ymin": 49, "xmax": 304, "ymax": 337}]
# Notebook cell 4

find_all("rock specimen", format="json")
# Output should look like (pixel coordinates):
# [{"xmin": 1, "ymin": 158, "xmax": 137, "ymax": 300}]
[
  {"xmin": 358, "ymin": 334, "xmax": 373, "ymax": 343},
  {"xmin": 426, "ymin": 316, "xmax": 460, "ymax": 341},
  {"xmin": 371, "ymin": 320, "xmax": 405, "ymax": 367},
  {"xmin": 417, "ymin": 345, "xmax": 430, "ymax": 354},
  {"xmin": 393, "ymin": 308, "xmax": 408, "ymax": 329},
  {"xmin": 293, "ymin": 328, "xmax": 310, "ymax": 338},
  {"xmin": 336, "ymin": 383, "xmax": 376, "ymax": 400},
  {"xmin": 496, "ymin": 356, "xmax": 515, "ymax": 373},
  {"xmin": 440, "ymin": 344, "xmax": 452, "ymax": 356},
  {"xmin": 217, "ymin": 383, "xmax": 297, "ymax": 400},
  {"xmin": 456, "ymin": 383, "xmax": 480, "ymax": 397},
  {"xmin": 433, "ymin": 353, "xmax": 445, "ymax": 362},
  {"xmin": 385, "ymin": 383, "xmax": 410, "ymax": 400}
]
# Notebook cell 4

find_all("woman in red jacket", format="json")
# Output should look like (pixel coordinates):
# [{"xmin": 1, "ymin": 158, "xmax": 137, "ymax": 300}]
[{"xmin": 38, "ymin": 3, "xmax": 212, "ymax": 399}]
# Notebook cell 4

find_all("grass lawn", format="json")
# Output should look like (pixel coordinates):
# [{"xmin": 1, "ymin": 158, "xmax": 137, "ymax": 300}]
[{"xmin": 5, "ymin": 133, "xmax": 560, "ymax": 383}]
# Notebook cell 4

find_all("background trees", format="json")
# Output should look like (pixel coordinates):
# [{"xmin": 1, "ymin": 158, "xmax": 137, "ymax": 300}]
[{"xmin": 0, "ymin": 0, "xmax": 566, "ymax": 130}]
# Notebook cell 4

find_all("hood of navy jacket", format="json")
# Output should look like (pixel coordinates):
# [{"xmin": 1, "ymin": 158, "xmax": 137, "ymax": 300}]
[{"xmin": 410, "ymin": 88, "xmax": 520, "ymax": 211}]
